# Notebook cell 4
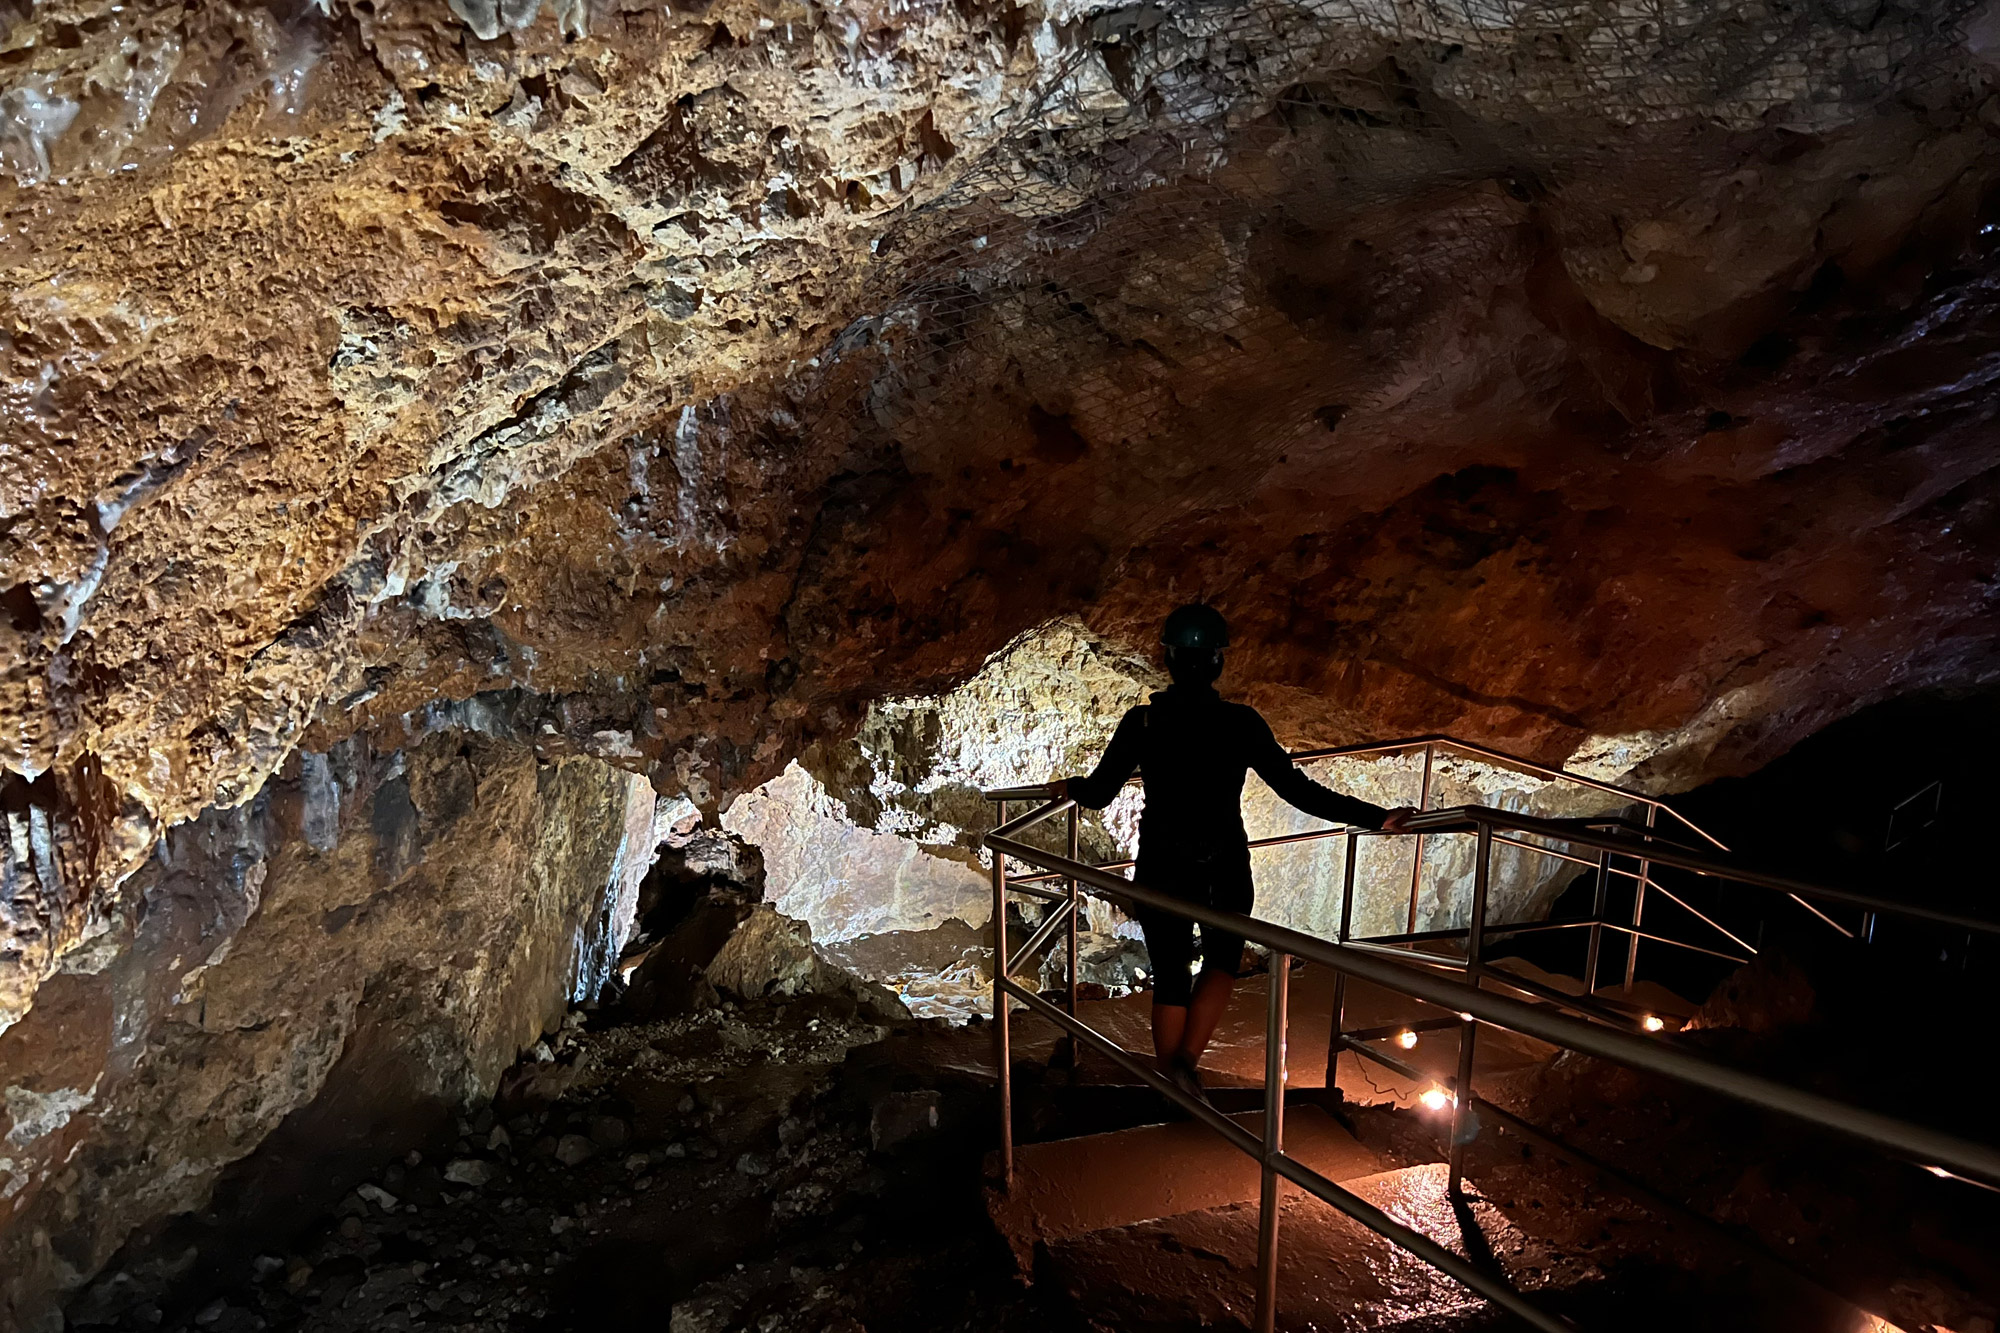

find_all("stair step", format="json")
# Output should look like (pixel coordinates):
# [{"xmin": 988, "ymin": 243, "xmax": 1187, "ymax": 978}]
[
  {"xmin": 1039, "ymin": 1161, "xmax": 1599, "ymax": 1332},
  {"xmin": 986, "ymin": 1105, "xmax": 1382, "ymax": 1269}
]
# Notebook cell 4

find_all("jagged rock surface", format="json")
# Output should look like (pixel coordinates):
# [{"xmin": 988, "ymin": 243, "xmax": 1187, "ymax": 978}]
[
  {"xmin": 6, "ymin": 0, "xmax": 2000, "ymax": 1035},
  {"xmin": 0, "ymin": 730, "xmax": 654, "ymax": 1329},
  {"xmin": 4, "ymin": 1, "xmax": 2000, "ymax": 1325}
]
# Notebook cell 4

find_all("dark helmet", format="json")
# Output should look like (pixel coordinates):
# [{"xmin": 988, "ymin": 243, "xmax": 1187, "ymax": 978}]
[{"xmin": 1161, "ymin": 604, "xmax": 1229, "ymax": 651}]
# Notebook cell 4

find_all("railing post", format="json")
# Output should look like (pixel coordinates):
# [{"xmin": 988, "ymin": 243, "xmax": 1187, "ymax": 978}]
[
  {"xmin": 1256, "ymin": 949, "xmax": 1290, "ymax": 1333},
  {"xmin": 1623, "ymin": 804, "xmax": 1657, "ymax": 991},
  {"xmin": 1324, "ymin": 830, "xmax": 1359, "ymax": 1090},
  {"xmin": 1449, "ymin": 824, "xmax": 1491, "ymax": 1196},
  {"xmin": 1067, "ymin": 804, "xmax": 1080, "ymax": 1018},
  {"xmin": 1339, "ymin": 829, "xmax": 1359, "ymax": 946},
  {"xmin": 1585, "ymin": 846, "xmax": 1611, "ymax": 995},
  {"xmin": 1406, "ymin": 743, "xmax": 1435, "ymax": 935},
  {"xmin": 993, "ymin": 800, "xmax": 1013, "ymax": 1192}
]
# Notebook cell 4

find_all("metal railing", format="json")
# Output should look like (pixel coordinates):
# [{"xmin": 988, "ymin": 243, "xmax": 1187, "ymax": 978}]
[
  {"xmin": 991, "ymin": 732, "xmax": 1946, "ymax": 1006},
  {"xmin": 981, "ymin": 741, "xmax": 2000, "ymax": 1333},
  {"xmin": 993, "ymin": 734, "xmax": 1743, "ymax": 994}
]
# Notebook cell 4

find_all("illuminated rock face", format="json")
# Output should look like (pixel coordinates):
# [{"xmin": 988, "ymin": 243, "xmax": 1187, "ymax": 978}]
[
  {"xmin": 5, "ymin": 0, "xmax": 2000, "ymax": 1036},
  {"xmin": 2, "ymin": 0, "xmax": 1999, "ymax": 1323},
  {"xmin": 729, "ymin": 621, "xmax": 1674, "ymax": 991},
  {"xmin": 724, "ymin": 759, "xmax": 993, "ymax": 941},
  {"xmin": 726, "ymin": 620, "xmax": 1157, "ymax": 944}
]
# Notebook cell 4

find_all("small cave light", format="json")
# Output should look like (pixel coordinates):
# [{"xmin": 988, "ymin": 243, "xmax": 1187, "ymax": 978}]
[
  {"xmin": 1642, "ymin": 1014, "xmax": 1667, "ymax": 1033},
  {"xmin": 1418, "ymin": 1086, "xmax": 1456, "ymax": 1113},
  {"xmin": 1396, "ymin": 1029, "xmax": 1419, "ymax": 1050}
]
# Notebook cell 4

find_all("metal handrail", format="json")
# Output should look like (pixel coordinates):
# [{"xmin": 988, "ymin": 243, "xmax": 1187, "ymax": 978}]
[
  {"xmin": 1003, "ymin": 722, "xmax": 2000, "ymax": 1020},
  {"xmin": 1007, "ymin": 824, "xmax": 1760, "ymax": 960},
  {"xmin": 1407, "ymin": 806, "xmax": 2000, "ymax": 939},
  {"xmin": 989, "ymin": 824, "xmax": 2000, "ymax": 1180},
  {"xmin": 994, "ymin": 730, "xmax": 1739, "ymax": 984},
  {"xmin": 1003, "ymin": 797, "xmax": 1979, "ymax": 970},
  {"xmin": 989, "ymin": 732, "xmax": 1722, "ymax": 850},
  {"xmin": 992, "ymin": 970, "xmax": 1575, "ymax": 1333},
  {"xmin": 1281, "ymin": 734, "xmax": 1728, "ymax": 851},
  {"xmin": 982, "ymin": 796, "xmax": 2000, "ymax": 1333}
]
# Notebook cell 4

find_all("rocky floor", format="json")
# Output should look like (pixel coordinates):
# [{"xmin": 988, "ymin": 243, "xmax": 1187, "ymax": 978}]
[
  {"xmin": 79, "ymin": 992, "xmax": 1053, "ymax": 1333},
  {"xmin": 64, "ymin": 927, "xmax": 2000, "ymax": 1333}
]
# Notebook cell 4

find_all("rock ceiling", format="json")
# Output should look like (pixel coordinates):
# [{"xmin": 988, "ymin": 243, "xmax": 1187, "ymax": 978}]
[{"xmin": 4, "ymin": 0, "xmax": 2000, "ymax": 1038}]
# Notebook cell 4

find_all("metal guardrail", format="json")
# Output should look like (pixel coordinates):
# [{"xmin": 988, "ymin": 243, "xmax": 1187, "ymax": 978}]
[
  {"xmin": 992, "ymin": 734, "xmax": 1741, "ymax": 988},
  {"xmin": 981, "ymin": 739, "xmax": 2000, "ymax": 1333}
]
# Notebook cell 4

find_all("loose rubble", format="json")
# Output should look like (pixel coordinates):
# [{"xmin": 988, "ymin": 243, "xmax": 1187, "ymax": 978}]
[{"xmin": 77, "ymin": 987, "xmax": 1047, "ymax": 1333}]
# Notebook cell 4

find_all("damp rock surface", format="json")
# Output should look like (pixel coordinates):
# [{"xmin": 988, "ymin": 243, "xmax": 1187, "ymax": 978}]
[{"xmin": 0, "ymin": 730, "xmax": 656, "ymax": 1331}]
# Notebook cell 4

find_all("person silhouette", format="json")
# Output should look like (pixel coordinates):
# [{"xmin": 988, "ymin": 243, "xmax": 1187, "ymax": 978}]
[{"xmin": 1054, "ymin": 605, "xmax": 1414, "ymax": 1102}]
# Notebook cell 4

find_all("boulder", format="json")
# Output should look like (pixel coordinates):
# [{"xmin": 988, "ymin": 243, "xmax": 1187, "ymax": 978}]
[
  {"xmin": 706, "ymin": 907, "xmax": 823, "ymax": 1000},
  {"xmin": 1684, "ymin": 955, "xmax": 1818, "ymax": 1035},
  {"xmin": 621, "ymin": 893, "xmax": 909, "ymax": 1022},
  {"xmin": 1039, "ymin": 932, "xmax": 1152, "ymax": 997}
]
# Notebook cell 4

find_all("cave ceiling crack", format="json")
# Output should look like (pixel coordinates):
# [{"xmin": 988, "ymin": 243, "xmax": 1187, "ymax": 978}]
[{"xmin": 1370, "ymin": 648, "xmax": 1593, "ymax": 735}]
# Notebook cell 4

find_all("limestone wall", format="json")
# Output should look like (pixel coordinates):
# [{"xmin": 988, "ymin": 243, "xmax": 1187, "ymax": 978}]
[
  {"xmin": 0, "ymin": 732, "xmax": 656, "ymax": 1331},
  {"xmin": 735, "ymin": 620, "xmax": 1655, "ymax": 960}
]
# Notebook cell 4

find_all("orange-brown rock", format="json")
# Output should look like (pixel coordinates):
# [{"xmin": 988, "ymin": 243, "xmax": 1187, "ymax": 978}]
[{"xmin": 4, "ymin": 1, "xmax": 2000, "ymax": 1322}]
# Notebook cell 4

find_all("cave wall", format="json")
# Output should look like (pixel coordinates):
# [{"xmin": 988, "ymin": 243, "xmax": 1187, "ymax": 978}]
[
  {"xmin": 6, "ymin": 0, "xmax": 2000, "ymax": 1050},
  {"xmin": 0, "ymin": 729, "xmax": 655, "ymax": 1330},
  {"xmin": 724, "ymin": 618, "xmax": 1155, "ymax": 943},
  {"xmin": 729, "ymin": 619, "xmax": 1654, "ymax": 968},
  {"xmin": 3, "ymin": 0, "xmax": 2000, "ymax": 1320}
]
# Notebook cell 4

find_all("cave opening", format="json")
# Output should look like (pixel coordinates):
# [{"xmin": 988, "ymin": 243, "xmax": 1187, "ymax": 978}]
[{"xmin": 5, "ymin": 0, "xmax": 2000, "ymax": 1331}]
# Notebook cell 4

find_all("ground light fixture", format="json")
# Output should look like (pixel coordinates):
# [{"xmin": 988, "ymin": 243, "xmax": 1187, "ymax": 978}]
[
  {"xmin": 1396, "ymin": 1029, "xmax": 1419, "ymax": 1049},
  {"xmin": 1418, "ymin": 1086, "xmax": 1456, "ymax": 1112},
  {"xmin": 1642, "ymin": 1014, "xmax": 1667, "ymax": 1032},
  {"xmin": 1925, "ymin": 1165, "xmax": 2000, "ymax": 1194}
]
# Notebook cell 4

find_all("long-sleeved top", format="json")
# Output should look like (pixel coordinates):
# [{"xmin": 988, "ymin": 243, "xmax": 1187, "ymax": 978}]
[{"xmin": 1066, "ymin": 685, "xmax": 1390, "ymax": 860}]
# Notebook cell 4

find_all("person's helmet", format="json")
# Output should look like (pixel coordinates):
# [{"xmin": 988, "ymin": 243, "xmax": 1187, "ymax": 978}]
[{"xmin": 1161, "ymin": 604, "xmax": 1229, "ymax": 651}]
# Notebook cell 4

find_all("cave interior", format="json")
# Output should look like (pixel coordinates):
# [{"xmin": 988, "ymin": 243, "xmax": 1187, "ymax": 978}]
[{"xmin": 4, "ymin": 0, "xmax": 2000, "ymax": 1331}]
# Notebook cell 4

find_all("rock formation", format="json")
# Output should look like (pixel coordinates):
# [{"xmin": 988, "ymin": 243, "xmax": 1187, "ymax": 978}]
[
  {"xmin": 1, "ymin": 728, "xmax": 657, "ymax": 1328},
  {"xmin": 735, "ymin": 617, "xmax": 1653, "ymax": 970},
  {"xmin": 3, "ymin": 0, "xmax": 2000, "ymax": 1324}
]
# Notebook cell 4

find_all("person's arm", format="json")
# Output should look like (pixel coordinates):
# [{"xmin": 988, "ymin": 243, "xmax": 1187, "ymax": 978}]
[
  {"xmin": 1055, "ymin": 706, "xmax": 1146, "ymax": 810},
  {"xmin": 1243, "ymin": 709, "xmax": 1400, "ymax": 830}
]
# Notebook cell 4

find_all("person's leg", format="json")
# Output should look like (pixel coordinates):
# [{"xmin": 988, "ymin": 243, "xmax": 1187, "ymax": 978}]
[
  {"xmin": 1178, "ymin": 964, "xmax": 1237, "ymax": 1067},
  {"xmin": 1178, "ymin": 921, "xmax": 1246, "ymax": 1067},
  {"xmin": 1152, "ymin": 1004, "xmax": 1187, "ymax": 1069},
  {"xmin": 1137, "ymin": 909, "xmax": 1195, "ymax": 1071}
]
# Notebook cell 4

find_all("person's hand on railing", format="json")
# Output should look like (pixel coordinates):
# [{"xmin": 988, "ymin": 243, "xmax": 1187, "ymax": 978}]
[{"xmin": 1381, "ymin": 806, "xmax": 1418, "ymax": 834}]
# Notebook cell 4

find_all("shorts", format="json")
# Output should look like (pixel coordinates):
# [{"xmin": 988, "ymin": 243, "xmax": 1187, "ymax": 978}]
[{"xmin": 1134, "ymin": 847, "xmax": 1254, "ymax": 1006}]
